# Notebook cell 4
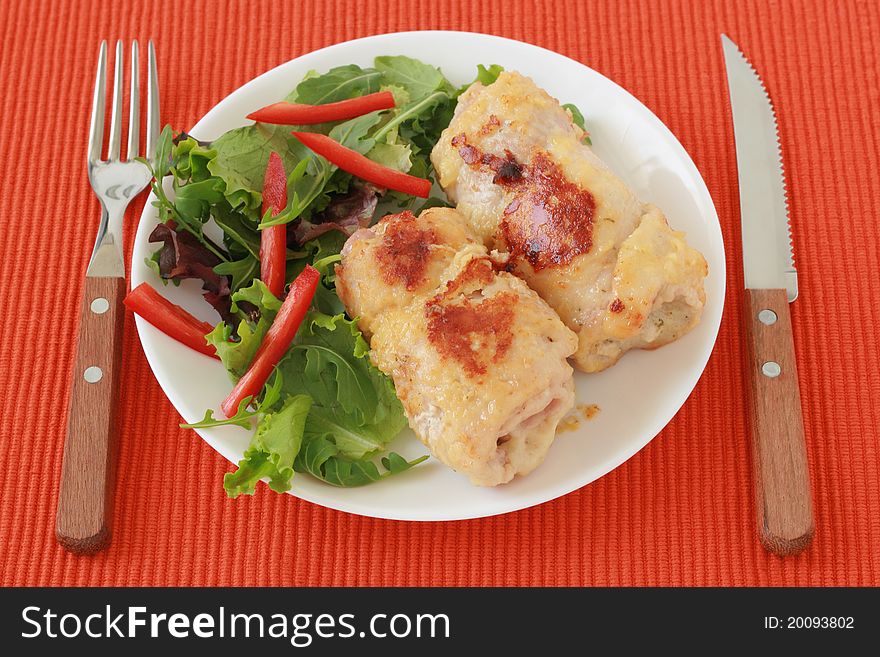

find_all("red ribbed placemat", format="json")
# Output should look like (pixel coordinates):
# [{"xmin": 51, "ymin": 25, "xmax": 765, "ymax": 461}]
[{"xmin": 2, "ymin": 0, "xmax": 878, "ymax": 586}]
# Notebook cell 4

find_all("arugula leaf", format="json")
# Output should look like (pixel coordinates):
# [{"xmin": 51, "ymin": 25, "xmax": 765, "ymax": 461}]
[
  {"xmin": 562, "ymin": 103, "xmax": 592, "ymax": 145},
  {"xmin": 276, "ymin": 312, "xmax": 407, "ymax": 459},
  {"xmin": 275, "ymin": 154, "xmax": 333, "ymax": 228},
  {"xmin": 182, "ymin": 397, "xmax": 256, "ymax": 430},
  {"xmin": 372, "ymin": 91, "xmax": 447, "ymax": 143},
  {"xmin": 307, "ymin": 233, "xmax": 349, "ymax": 315},
  {"xmin": 374, "ymin": 56, "xmax": 449, "ymax": 101},
  {"xmin": 308, "ymin": 231, "xmax": 348, "ymax": 263},
  {"xmin": 224, "ymin": 394, "xmax": 313, "ymax": 497},
  {"xmin": 474, "ymin": 63, "xmax": 504, "ymax": 86},
  {"xmin": 328, "ymin": 111, "xmax": 383, "ymax": 151},
  {"xmin": 294, "ymin": 437, "xmax": 427, "ymax": 487},
  {"xmin": 213, "ymin": 255, "xmax": 258, "ymax": 293},
  {"xmin": 151, "ymin": 125, "xmax": 174, "ymax": 178},
  {"xmin": 562, "ymin": 103, "xmax": 585, "ymax": 130},
  {"xmin": 291, "ymin": 65, "xmax": 383, "ymax": 104},
  {"xmin": 284, "ymin": 312, "xmax": 374, "ymax": 417},
  {"xmin": 183, "ymin": 370, "xmax": 284, "ymax": 430},
  {"xmin": 211, "ymin": 203, "xmax": 262, "ymax": 258}
]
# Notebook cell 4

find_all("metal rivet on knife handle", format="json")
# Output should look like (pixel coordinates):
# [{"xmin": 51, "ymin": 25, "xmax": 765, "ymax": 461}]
[{"xmin": 758, "ymin": 309, "xmax": 777, "ymax": 325}]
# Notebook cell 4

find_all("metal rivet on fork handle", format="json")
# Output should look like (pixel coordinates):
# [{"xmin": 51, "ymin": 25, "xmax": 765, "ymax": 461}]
[
  {"xmin": 90, "ymin": 297, "xmax": 110, "ymax": 314},
  {"xmin": 83, "ymin": 366, "xmax": 103, "ymax": 383}
]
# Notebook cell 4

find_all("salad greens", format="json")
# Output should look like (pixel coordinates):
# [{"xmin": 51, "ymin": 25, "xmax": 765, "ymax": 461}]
[{"xmin": 143, "ymin": 56, "xmax": 590, "ymax": 498}]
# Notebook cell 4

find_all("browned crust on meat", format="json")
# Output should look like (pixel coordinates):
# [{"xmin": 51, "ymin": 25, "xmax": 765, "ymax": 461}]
[
  {"xmin": 451, "ymin": 134, "xmax": 596, "ymax": 271},
  {"xmin": 374, "ymin": 211, "xmax": 438, "ymax": 290},
  {"xmin": 425, "ymin": 257, "xmax": 516, "ymax": 378},
  {"xmin": 437, "ymin": 257, "xmax": 495, "ymax": 297},
  {"xmin": 477, "ymin": 114, "xmax": 501, "ymax": 136}
]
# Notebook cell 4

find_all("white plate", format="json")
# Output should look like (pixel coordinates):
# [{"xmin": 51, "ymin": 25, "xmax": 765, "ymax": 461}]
[{"xmin": 131, "ymin": 31, "xmax": 725, "ymax": 521}]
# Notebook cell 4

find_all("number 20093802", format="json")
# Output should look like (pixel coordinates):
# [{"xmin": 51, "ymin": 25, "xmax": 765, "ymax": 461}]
[{"xmin": 764, "ymin": 617, "xmax": 854, "ymax": 629}]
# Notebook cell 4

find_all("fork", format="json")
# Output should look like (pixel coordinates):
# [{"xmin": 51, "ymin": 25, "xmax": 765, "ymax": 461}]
[{"xmin": 56, "ymin": 40, "xmax": 159, "ymax": 554}]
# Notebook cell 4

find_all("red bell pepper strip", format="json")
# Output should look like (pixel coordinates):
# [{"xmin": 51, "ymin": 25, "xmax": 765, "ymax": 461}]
[
  {"xmin": 291, "ymin": 131, "xmax": 432, "ymax": 198},
  {"xmin": 247, "ymin": 91, "xmax": 395, "ymax": 125},
  {"xmin": 220, "ymin": 265, "xmax": 320, "ymax": 418},
  {"xmin": 260, "ymin": 151, "xmax": 288, "ymax": 297},
  {"xmin": 124, "ymin": 283, "xmax": 218, "ymax": 359}
]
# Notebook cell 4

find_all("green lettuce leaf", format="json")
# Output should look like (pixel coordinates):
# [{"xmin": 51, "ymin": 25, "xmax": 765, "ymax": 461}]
[
  {"xmin": 381, "ymin": 83, "xmax": 410, "ymax": 107},
  {"xmin": 214, "ymin": 255, "xmax": 259, "ymax": 292},
  {"xmin": 211, "ymin": 203, "xmax": 262, "ymax": 258},
  {"xmin": 223, "ymin": 394, "xmax": 313, "ymax": 497},
  {"xmin": 170, "ymin": 136, "xmax": 216, "ymax": 182},
  {"xmin": 151, "ymin": 125, "xmax": 174, "ymax": 178},
  {"xmin": 208, "ymin": 123, "xmax": 309, "ymax": 212},
  {"xmin": 474, "ymin": 63, "xmax": 504, "ymax": 86},
  {"xmin": 277, "ymin": 312, "xmax": 407, "ymax": 459},
  {"xmin": 374, "ymin": 55, "xmax": 452, "ymax": 101},
  {"xmin": 261, "ymin": 112, "xmax": 384, "ymax": 229},
  {"xmin": 181, "ymin": 370, "xmax": 284, "ymax": 430},
  {"xmin": 170, "ymin": 177, "xmax": 226, "ymax": 223},
  {"xmin": 230, "ymin": 277, "xmax": 282, "ymax": 315},
  {"xmin": 294, "ymin": 437, "xmax": 427, "ymax": 487},
  {"xmin": 164, "ymin": 57, "xmax": 497, "ymax": 495},
  {"xmin": 207, "ymin": 280, "xmax": 281, "ymax": 379},
  {"xmin": 365, "ymin": 142, "xmax": 412, "ymax": 172},
  {"xmin": 328, "ymin": 111, "xmax": 383, "ymax": 151},
  {"xmin": 291, "ymin": 64, "xmax": 383, "ymax": 104},
  {"xmin": 562, "ymin": 103, "xmax": 592, "ymax": 145},
  {"xmin": 206, "ymin": 321, "xmax": 256, "ymax": 380}
]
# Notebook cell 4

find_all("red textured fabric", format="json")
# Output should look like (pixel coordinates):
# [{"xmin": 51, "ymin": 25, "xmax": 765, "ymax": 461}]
[{"xmin": 2, "ymin": 0, "xmax": 878, "ymax": 587}]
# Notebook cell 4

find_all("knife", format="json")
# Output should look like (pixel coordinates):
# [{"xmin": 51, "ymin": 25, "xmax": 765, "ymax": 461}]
[{"xmin": 721, "ymin": 34, "xmax": 813, "ymax": 556}]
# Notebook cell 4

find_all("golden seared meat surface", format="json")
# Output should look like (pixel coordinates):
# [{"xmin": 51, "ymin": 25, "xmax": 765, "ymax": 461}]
[
  {"xmin": 336, "ymin": 208, "xmax": 578, "ymax": 486},
  {"xmin": 431, "ymin": 71, "xmax": 708, "ymax": 372},
  {"xmin": 335, "ymin": 208, "xmax": 481, "ymax": 338}
]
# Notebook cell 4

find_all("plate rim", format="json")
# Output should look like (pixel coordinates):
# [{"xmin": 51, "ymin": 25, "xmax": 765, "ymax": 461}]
[{"xmin": 131, "ymin": 29, "xmax": 726, "ymax": 521}]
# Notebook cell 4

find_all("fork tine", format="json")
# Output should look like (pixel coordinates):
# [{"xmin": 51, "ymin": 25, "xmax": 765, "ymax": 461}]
[
  {"xmin": 107, "ymin": 41, "xmax": 124, "ymax": 161},
  {"xmin": 127, "ymin": 41, "xmax": 140, "ymax": 160},
  {"xmin": 87, "ymin": 41, "xmax": 108, "ymax": 162},
  {"xmin": 146, "ymin": 40, "xmax": 160, "ymax": 160}
]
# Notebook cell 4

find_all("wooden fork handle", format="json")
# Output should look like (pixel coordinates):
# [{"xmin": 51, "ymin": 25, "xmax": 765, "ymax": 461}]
[
  {"xmin": 744, "ymin": 288, "xmax": 814, "ymax": 556},
  {"xmin": 56, "ymin": 276, "xmax": 126, "ymax": 554}
]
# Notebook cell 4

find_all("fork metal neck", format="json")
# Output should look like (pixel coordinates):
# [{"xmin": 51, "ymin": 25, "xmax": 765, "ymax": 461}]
[{"xmin": 86, "ymin": 204, "xmax": 125, "ymax": 278}]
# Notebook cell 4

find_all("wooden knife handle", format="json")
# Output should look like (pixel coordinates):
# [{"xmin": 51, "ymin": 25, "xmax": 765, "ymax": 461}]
[
  {"xmin": 56, "ymin": 276, "xmax": 126, "ymax": 554},
  {"xmin": 744, "ymin": 288, "xmax": 813, "ymax": 556}
]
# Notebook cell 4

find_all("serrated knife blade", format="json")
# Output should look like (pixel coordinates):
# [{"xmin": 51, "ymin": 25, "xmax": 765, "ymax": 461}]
[
  {"xmin": 721, "ymin": 34, "xmax": 813, "ymax": 557},
  {"xmin": 721, "ymin": 34, "xmax": 798, "ymax": 302}
]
